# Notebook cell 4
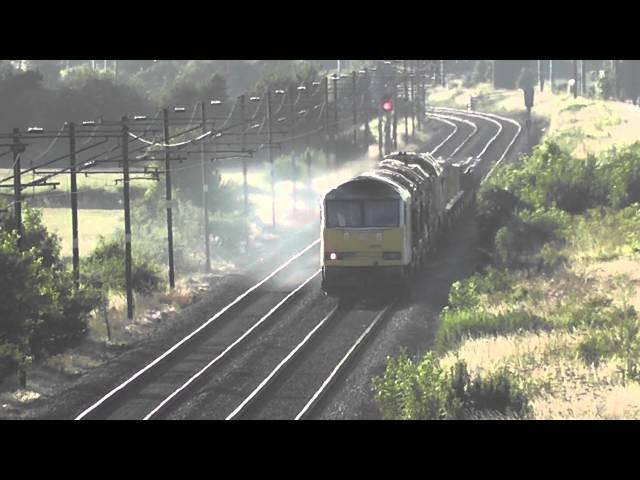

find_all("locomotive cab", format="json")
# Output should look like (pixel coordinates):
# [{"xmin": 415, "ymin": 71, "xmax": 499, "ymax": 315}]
[
  {"xmin": 321, "ymin": 176, "xmax": 412, "ymax": 296},
  {"xmin": 320, "ymin": 150, "xmax": 474, "ymax": 297}
]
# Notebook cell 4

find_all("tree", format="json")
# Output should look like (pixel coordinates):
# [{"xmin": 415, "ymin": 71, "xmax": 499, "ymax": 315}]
[
  {"xmin": 471, "ymin": 60, "xmax": 493, "ymax": 85},
  {"xmin": 516, "ymin": 67, "xmax": 536, "ymax": 90},
  {"xmin": 160, "ymin": 68, "xmax": 229, "ymax": 109},
  {"xmin": 0, "ymin": 208, "xmax": 100, "ymax": 381},
  {"xmin": 200, "ymin": 73, "xmax": 228, "ymax": 103},
  {"xmin": 293, "ymin": 62, "xmax": 319, "ymax": 84},
  {"xmin": 82, "ymin": 234, "xmax": 163, "ymax": 296},
  {"xmin": 0, "ymin": 68, "xmax": 52, "ymax": 131},
  {"xmin": 26, "ymin": 60, "xmax": 65, "ymax": 89}
]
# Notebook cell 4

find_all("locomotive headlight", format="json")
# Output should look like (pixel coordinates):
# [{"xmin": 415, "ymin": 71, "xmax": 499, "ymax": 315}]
[{"xmin": 329, "ymin": 252, "xmax": 338, "ymax": 260}]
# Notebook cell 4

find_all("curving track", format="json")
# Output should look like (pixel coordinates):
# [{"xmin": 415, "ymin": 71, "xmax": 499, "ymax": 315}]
[{"xmin": 74, "ymin": 107, "xmax": 521, "ymax": 421}]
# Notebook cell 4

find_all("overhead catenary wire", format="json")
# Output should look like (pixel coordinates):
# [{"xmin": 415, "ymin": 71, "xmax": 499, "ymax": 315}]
[
  {"xmin": 4, "ymin": 65, "xmax": 423, "ymax": 204},
  {"xmin": 127, "ymin": 129, "xmax": 213, "ymax": 148},
  {"xmin": 28, "ymin": 125, "xmax": 66, "ymax": 164},
  {"xmin": 1, "ymin": 109, "xmax": 165, "ymax": 186},
  {"xmin": 272, "ymin": 89, "xmax": 289, "ymax": 116},
  {"xmin": 1, "ymin": 61, "xmax": 443, "ymax": 336}
]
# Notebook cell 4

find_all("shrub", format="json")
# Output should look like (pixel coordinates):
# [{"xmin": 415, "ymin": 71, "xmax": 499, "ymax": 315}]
[
  {"xmin": 0, "ymin": 342, "xmax": 21, "ymax": 379},
  {"xmin": 372, "ymin": 352, "xmax": 532, "ymax": 420},
  {"xmin": 571, "ymin": 204, "xmax": 640, "ymax": 261},
  {"xmin": 447, "ymin": 268, "xmax": 524, "ymax": 311},
  {"xmin": 209, "ymin": 215, "xmax": 251, "ymax": 251},
  {"xmin": 550, "ymin": 295, "xmax": 614, "ymax": 331},
  {"xmin": 493, "ymin": 208, "xmax": 570, "ymax": 271},
  {"xmin": 539, "ymin": 243, "xmax": 568, "ymax": 272},
  {"xmin": 602, "ymin": 143, "xmax": 640, "ymax": 209},
  {"xmin": 466, "ymin": 366, "xmax": 531, "ymax": 417},
  {"xmin": 28, "ymin": 276, "xmax": 101, "ymax": 355},
  {"xmin": 577, "ymin": 304, "xmax": 640, "ymax": 382},
  {"xmin": 476, "ymin": 185, "xmax": 526, "ymax": 246},
  {"xmin": 577, "ymin": 332, "xmax": 616, "ymax": 368},
  {"xmin": 0, "ymin": 209, "xmax": 100, "ymax": 378},
  {"xmin": 373, "ymin": 352, "xmax": 455, "ymax": 420},
  {"xmin": 130, "ymin": 178, "xmax": 251, "ymax": 271},
  {"xmin": 83, "ymin": 236, "xmax": 164, "ymax": 295},
  {"xmin": 490, "ymin": 139, "xmax": 640, "ymax": 216}
]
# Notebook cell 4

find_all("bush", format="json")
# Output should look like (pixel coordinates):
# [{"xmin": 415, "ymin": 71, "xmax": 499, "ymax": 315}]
[
  {"xmin": 571, "ymin": 204, "xmax": 640, "ymax": 261},
  {"xmin": 493, "ymin": 208, "xmax": 570, "ymax": 271},
  {"xmin": 0, "ymin": 231, "xmax": 47, "ymax": 345},
  {"xmin": 550, "ymin": 295, "xmax": 614, "ymax": 331},
  {"xmin": 476, "ymin": 185, "xmax": 526, "ymax": 245},
  {"xmin": 127, "ymin": 179, "xmax": 250, "ymax": 273},
  {"xmin": 465, "ymin": 366, "xmax": 531, "ymax": 417},
  {"xmin": 447, "ymin": 268, "xmax": 524, "ymax": 311},
  {"xmin": 210, "ymin": 215, "xmax": 251, "ymax": 251},
  {"xmin": 577, "ymin": 332, "xmax": 616, "ymax": 368},
  {"xmin": 490, "ymin": 139, "xmax": 640, "ymax": 216},
  {"xmin": 373, "ymin": 352, "xmax": 456, "ymax": 420},
  {"xmin": 28, "ymin": 276, "xmax": 101, "ymax": 355},
  {"xmin": 538, "ymin": 243, "xmax": 568, "ymax": 272},
  {"xmin": 577, "ymin": 305, "xmax": 640, "ymax": 382},
  {"xmin": 602, "ymin": 143, "xmax": 640, "ymax": 209},
  {"xmin": 372, "ymin": 352, "xmax": 532, "ymax": 420},
  {"xmin": 0, "ymin": 342, "xmax": 23, "ymax": 380},
  {"xmin": 0, "ymin": 208, "xmax": 100, "ymax": 379},
  {"xmin": 83, "ymin": 236, "xmax": 164, "ymax": 295}
]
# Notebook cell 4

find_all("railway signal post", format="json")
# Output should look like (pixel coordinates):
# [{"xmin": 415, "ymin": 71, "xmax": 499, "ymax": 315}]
[
  {"xmin": 382, "ymin": 95, "xmax": 393, "ymax": 156},
  {"xmin": 392, "ymin": 83, "xmax": 398, "ymax": 150},
  {"xmin": 573, "ymin": 60, "xmax": 578, "ymax": 98}
]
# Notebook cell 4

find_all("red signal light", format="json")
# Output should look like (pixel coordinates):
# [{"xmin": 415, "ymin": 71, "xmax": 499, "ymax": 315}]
[{"xmin": 382, "ymin": 99, "xmax": 394, "ymax": 112}]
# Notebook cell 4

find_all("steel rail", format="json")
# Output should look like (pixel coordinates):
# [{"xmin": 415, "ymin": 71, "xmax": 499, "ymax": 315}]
[{"xmin": 75, "ymin": 239, "xmax": 320, "ymax": 420}]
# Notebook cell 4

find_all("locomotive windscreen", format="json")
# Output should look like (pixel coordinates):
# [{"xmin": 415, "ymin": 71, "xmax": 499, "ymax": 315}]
[
  {"xmin": 326, "ymin": 199, "xmax": 399, "ymax": 228},
  {"xmin": 364, "ymin": 200, "xmax": 399, "ymax": 227}
]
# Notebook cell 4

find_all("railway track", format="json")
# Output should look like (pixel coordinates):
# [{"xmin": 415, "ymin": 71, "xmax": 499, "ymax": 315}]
[
  {"xmin": 225, "ymin": 298, "xmax": 398, "ymax": 420},
  {"xmin": 427, "ymin": 112, "xmax": 478, "ymax": 158},
  {"xmin": 75, "ymin": 241, "xmax": 322, "ymax": 420},
  {"xmin": 431, "ymin": 107, "xmax": 522, "ymax": 177},
  {"xmin": 74, "ymin": 108, "xmax": 520, "ymax": 420}
]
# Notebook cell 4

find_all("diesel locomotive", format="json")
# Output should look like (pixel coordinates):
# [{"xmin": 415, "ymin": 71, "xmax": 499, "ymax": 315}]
[{"xmin": 320, "ymin": 151, "xmax": 481, "ymax": 295}]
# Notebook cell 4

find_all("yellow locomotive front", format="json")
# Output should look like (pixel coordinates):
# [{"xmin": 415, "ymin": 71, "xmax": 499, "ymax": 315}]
[{"xmin": 321, "ymin": 176, "xmax": 412, "ymax": 296}]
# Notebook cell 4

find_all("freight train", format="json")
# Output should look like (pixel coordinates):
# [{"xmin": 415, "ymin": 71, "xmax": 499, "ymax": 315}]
[{"xmin": 320, "ymin": 151, "xmax": 481, "ymax": 296}]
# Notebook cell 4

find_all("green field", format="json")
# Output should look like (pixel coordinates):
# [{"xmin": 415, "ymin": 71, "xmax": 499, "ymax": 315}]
[
  {"xmin": 428, "ymin": 82, "xmax": 640, "ymax": 157},
  {"xmin": 39, "ymin": 208, "xmax": 123, "ymax": 258}
]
